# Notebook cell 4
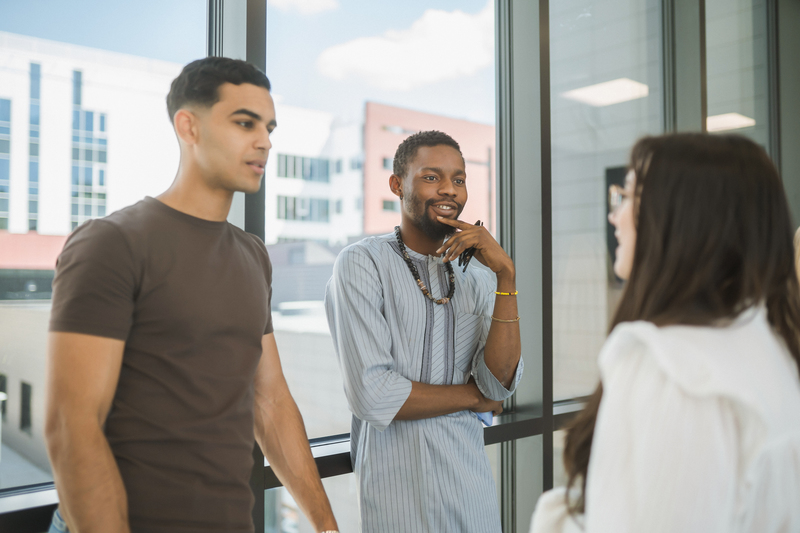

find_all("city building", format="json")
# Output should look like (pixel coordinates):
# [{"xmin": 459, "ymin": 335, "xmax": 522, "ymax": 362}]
[{"xmin": 363, "ymin": 101, "xmax": 496, "ymax": 236}]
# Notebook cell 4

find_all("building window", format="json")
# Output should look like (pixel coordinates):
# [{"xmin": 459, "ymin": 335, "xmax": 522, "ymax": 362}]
[
  {"xmin": 29, "ymin": 64, "xmax": 41, "ymax": 231},
  {"xmin": 350, "ymin": 157, "xmax": 362, "ymax": 170},
  {"xmin": 382, "ymin": 157, "xmax": 393, "ymax": 170},
  {"xmin": 277, "ymin": 153, "xmax": 331, "ymax": 182},
  {"xmin": 29, "ymin": 103, "xmax": 40, "ymax": 126},
  {"xmin": 335, "ymin": 159, "xmax": 342, "ymax": 173},
  {"xmin": 71, "ymin": 72, "xmax": 108, "ymax": 227},
  {"xmin": 0, "ymin": 98, "xmax": 10, "ymax": 230},
  {"xmin": 382, "ymin": 199, "xmax": 400, "ymax": 212},
  {"xmin": 20, "ymin": 382, "xmax": 32, "ymax": 434},
  {"xmin": 0, "ymin": 99, "xmax": 10, "ymax": 123},
  {"xmin": 277, "ymin": 195, "xmax": 330, "ymax": 222},
  {"xmin": 72, "ymin": 70, "xmax": 82, "ymax": 106},
  {"xmin": 335, "ymin": 199, "xmax": 343, "ymax": 214}
]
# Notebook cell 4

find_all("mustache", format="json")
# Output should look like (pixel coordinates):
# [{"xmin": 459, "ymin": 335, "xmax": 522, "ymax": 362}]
[{"xmin": 424, "ymin": 198, "xmax": 463, "ymax": 213}]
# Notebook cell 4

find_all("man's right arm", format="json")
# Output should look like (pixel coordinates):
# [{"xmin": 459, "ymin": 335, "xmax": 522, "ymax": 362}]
[
  {"xmin": 394, "ymin": 380, "xmax": 503, "ymax": 420},
  {"xmin": 45, "ymin": 332, "xmax": 129, "ymax": 533}
]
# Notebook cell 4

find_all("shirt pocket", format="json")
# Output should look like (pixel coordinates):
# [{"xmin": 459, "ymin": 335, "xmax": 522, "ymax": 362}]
[{"xmin": 453, "ymin": 312, "xmax": 486, "ymax": 383}]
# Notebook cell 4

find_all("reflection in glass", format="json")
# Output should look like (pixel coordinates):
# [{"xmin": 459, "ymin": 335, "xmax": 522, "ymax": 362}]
[
  {"xmin": 550, "ymin": 0, "xmax": 664, "ymax": 401},
  {"xmin": 705, "ymin": 0, "xmax": 770, "ymax": 147}
]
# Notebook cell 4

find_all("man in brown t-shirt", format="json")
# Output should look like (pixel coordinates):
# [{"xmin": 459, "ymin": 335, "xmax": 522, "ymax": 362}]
[{"xmin": 44, "ymin": 57, "xmax": 340, "ymax": 533}]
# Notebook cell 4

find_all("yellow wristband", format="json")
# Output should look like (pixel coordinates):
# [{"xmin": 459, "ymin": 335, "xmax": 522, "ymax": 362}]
[
  {"xmin": 495, "ymin": 290, "xmax": 518, "ymax": 296},
  {"xmin": 491, "ymin": 315, "xmax": 520, "ymax": 323}
]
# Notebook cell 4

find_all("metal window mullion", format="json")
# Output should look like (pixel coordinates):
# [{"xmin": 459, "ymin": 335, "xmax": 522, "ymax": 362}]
[
  {"xmin": 538, "ymin": 0, "xmax": 554, "ymax": 496},
  {"xmin": 244, "ymin": 0, "xmax": 267, "ymax": 242},
  {"xmin": 207, "ymin": 0, "xmax": 224, "ymax": 57},
  {"xmin": 766, "ymin": 0, "xmax": 781, "ymax": 169},
  {"xmin": 665, "ymin": 0, "xmax": 707, "ymax": 133}
]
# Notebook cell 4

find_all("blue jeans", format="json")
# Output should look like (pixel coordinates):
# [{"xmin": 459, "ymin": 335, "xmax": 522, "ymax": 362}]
[{"xmin": 48, "ymin": 507, "xmax": 68, "ymax": 533}]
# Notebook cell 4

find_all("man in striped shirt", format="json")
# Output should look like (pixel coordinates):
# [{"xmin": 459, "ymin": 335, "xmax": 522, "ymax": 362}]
[{"xmin": 325, "ymin": 130, "xmax": 523, "ymax": 532}]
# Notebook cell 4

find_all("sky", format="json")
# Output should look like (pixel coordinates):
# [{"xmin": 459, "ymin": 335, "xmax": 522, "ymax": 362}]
[{"xmin": 0, "ymin": 0, "xmax": 496, "ymax": 125}]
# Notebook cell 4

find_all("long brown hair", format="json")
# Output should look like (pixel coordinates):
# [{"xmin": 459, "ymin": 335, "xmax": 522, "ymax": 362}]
[{"xmin": 562, "ymin": 133, "xmax": 800, "ymax": 512}]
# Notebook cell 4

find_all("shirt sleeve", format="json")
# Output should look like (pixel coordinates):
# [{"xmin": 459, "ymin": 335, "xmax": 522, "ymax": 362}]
[
  {"xmin": 49, "ymin": 219, "xmax": 138, "ymax": 341},
  {"xmin": 583, "ymin": 340, "xmax": 739, "ymax": 533},
  {"xmin": 324, "ymin": 245, "xmax": 413, "ymax": 432},
  {"xmin": 471, "ymin": 272, "xmax": 523, "ymax": 401}
]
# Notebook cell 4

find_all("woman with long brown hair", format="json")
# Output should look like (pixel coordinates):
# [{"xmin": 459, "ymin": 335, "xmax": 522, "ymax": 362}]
[{"xmin": 530, "ymin": 133, "xmax": 800, "ymax": 533}]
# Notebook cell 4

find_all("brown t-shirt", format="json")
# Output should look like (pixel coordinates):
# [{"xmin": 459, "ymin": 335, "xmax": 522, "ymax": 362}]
[{"xmin": 50, "ymin": 197, "xmax": 273, "ymax": 533}]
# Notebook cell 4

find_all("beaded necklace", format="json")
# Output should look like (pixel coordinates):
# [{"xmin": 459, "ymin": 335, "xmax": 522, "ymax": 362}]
[{"xmin": 394, "ymin": 226, "xmax": 455, "ymax": 305}]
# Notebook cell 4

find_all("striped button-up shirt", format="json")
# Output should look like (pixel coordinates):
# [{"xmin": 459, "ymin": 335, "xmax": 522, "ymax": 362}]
[{"xmin": 325, "ymin": 233, "xmax": 524, "ymax": 532}]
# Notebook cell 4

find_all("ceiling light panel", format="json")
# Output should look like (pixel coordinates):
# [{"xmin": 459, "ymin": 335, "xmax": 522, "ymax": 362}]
[{"xmin": 561, "ymin": 78, "xmax": 650, "ymax": 107}]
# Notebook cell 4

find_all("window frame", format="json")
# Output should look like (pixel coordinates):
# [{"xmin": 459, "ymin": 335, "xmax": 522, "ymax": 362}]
[{"xmin": 4, "ymin": 0, "xmax": 800, "ymax": 531}]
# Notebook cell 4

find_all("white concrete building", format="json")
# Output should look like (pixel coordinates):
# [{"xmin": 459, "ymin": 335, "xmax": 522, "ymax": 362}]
[
  {"xmin": 265, "ymin": 103, "xmax": 363, "ymax": 245},
  {"xmin": 0, "ymin": 31, "xmax": 182, "ymax": 237},
  {"xmin": 0, "ymin": 31, "xmax": 364, "ymax": 246}
]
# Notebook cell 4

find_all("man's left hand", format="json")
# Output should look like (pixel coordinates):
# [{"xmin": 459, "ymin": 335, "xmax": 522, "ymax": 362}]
[{"xmin": 435, "ymin": 216, "xmax": 514, "ymax": 276}]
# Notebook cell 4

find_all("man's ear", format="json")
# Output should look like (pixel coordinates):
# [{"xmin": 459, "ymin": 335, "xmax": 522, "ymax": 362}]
[
  {"xmin": 389, "ymin": 174, "xmax": 404, "ymax": 200},
  {"xmin": 173, "ymin": 109, "xmax": 199, "ymax": 146}
]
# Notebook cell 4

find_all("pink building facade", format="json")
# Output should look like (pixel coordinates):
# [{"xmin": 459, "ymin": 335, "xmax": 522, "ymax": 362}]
[{"xmin": 363, "ymin": 102, "xmax": 496, "ymax": 237}]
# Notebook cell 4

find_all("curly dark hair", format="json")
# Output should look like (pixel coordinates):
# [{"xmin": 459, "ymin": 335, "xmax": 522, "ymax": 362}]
[
  {"xmin": 393, "ymin": 130, "xmax": 463, "ymax": 178},
  {"xmin": 166, "ymin": 57, "xmax": 271, "ymax": 123}
]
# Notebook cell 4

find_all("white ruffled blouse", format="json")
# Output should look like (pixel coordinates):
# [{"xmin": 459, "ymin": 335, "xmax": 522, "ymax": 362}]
[{"xmin": 530, "ymin": 307, "xmax": 800, "ymax": 533}]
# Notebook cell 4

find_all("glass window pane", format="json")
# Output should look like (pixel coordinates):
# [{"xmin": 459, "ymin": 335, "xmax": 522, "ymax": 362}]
[
  {"xmin": 266, "ymin": 1, "xmax": 497, "ymax": 440},
  {"xmin": 550, "ymin": 0, "xmax": 664, "ymax": 400},
  {"xmin": 84, "ymin": 110, "xmax": 93, "ymax": 132},
  {"xmin": 72, "ymin": 70, "xmax": 82, "ymax": 106},
  {"xmin": 29, "ymin": 103, "xmax": 40, "ymax": 126},
  {"xmin": 0, "ymin": 99, "xmax": 10, "ymax": 122},
  {"xmin": 266, "ymin": 474, "xmax": 360, "ymax": 533},
  {"xmin": 30, "ymin": 63, "xmax": 41, "ymax": 100},
  {"xmin": 706, "ymin": 0, "xmax": 770, "ymax": 148},
  {"xmin": 0, "ymin": 1, "xmax": 204, "ymax": 492}
]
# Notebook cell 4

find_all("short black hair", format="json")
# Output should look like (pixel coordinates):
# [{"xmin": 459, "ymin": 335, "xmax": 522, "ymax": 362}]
[
  {"xmin": 393, "ymin": 130, "xmax": 463, "ymax": 178},
  {"xmin": 166, "ymin": 57, "xmax": 271, "ymax": 123}
]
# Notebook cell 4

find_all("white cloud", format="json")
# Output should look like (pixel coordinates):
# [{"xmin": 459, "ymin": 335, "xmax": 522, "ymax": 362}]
[
  {"xmin": 268, "ymin": 0, "xmax": 339, "ymax": 15},
  {"xmin": 316, "ymin": 1, "xmax": 493, "ymax": 91}
]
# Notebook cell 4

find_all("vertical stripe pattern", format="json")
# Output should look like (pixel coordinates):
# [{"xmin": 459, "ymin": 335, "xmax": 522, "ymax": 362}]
[{"xmin": 325, "ymin": 234, "xmax": 524, "ymax": 532}]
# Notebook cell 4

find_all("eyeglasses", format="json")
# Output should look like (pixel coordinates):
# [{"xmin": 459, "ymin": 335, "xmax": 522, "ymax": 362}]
[{"xmin": 608, "ymin": 184, "xmax": 629, "ymax": 213}]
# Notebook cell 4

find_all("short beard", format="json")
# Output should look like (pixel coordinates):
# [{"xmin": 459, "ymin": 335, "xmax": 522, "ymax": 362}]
[{"xmin": 405, "ymin": 194, "xmax": 463, "ymax": 242}]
